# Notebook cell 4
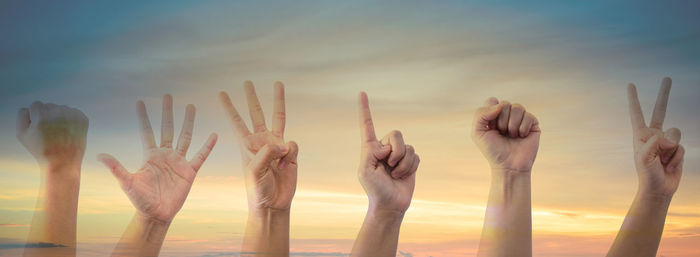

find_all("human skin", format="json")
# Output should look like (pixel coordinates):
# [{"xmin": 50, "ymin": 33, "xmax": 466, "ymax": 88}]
[
  {"xmin": 606, "ymin": 77, "xmax": 685, "ymax": 257},
  {"xmin": 350, "ymin": 92, "xmax": 420, "ymax": 257},
  {"xmin": 98, "ymin": 94, "xmax": 218, "ymax": 257},
  {"xmin": 219, "ymin": 81, "xmax": 298, "ymax": 257},
  {"xmin": 17, "ymin": 102, "xmax": 88, "ymax": 257},
  {"xmin": 472, "ymin": 97, "xmax": 540, "ymax": 257}
]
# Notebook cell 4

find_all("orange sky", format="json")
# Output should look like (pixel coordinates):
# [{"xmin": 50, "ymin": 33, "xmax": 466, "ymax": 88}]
[{"xmin": 1, "ymin": 1, "xmax": 700, "ymax": 256}]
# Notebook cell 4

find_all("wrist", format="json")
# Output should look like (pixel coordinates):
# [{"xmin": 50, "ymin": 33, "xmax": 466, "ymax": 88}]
[
  {"xmin": 636, "ymin": 189, "xmax": 673, "ymax": 206},
  {"xmin": 135, "ymin": 211, "xmax": 172, "ymax": 227},
  {"xmin": 134, "ymin": 212, "xmax": 172, "ymax": 240},
  {"xmin": 40, "ymin": 161, "xmax": 82, "ymax": 177},
  {"xmin": 248, "ymin": 206, "xmax": 291, "ymax": 220},
  {"xmin": 367, "ymin": 205, "xmax": 406, "ymax": 221},
  {"xmin": 491, "ymin": 167, "xmax": 531, "ymax": 179}
]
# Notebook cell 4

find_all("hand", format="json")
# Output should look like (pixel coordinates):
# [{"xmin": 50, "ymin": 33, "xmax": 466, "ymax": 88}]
[
  {"xmin": 357, "ymin": 92, "xmax": 420, "ymax": 213},
  {"xmin": 472, "ymin": 98, "xmax": 540, "ymax": 173},
  {"xmin": 220, "ymin": 81, "xmax": 299, "ymax": 211},
  {"xmin": 627, "ymin": 77, "xmax": 684, "ymax": 198},
  {"xmin": 16, "ymin": 101, "xmax": 89, "ymax": 170},
  {"xmin": 98, "ymin": 95, "xmax": 218, "ymax": 223}
]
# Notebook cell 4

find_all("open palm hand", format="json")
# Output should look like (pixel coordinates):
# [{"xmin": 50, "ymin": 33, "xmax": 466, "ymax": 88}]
[{"xmin": 99, "ymin": 95, "xmax": 217, "ymax": 223}]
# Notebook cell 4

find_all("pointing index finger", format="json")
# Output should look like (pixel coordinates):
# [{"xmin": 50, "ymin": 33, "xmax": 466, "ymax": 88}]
[{"xmin": 359, "ymin": 92, "xmax": 377, "ymax": 143}]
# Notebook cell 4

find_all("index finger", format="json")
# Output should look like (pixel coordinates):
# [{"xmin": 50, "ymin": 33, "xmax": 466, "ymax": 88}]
[
  {"xmin": 137, "ymin": 101, "xmax": 157, "ymax": 150},
  {"xmin": 219, "ymin": 91, "xmax": 252, "ymax": 138},
  {"xmin": 358, "ymin": 92, "xmax": 377, "ymax": 143},
  {"xmin": 626, "ymin": 83, "xmax": 646, "ymax": 130},
  {"xmin": 650, "ymin": 77, "xmax": 672, "ymax": 129}
]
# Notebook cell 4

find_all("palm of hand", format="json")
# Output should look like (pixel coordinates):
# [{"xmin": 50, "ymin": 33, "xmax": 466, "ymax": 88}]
[
  {"xmin": 481, "ymin": 130, "xmax": 540, "ymax": 172},
  {"xmin": 243, "ymin": 131, "xmax": 297, "ymax": 210},
  {"xmin": 126, "ymin": 149, "xmax": 195, "ymax": 223},
  {"xmin": 360, "ymin": 143, "xmax": 414, "ymax": 212}
]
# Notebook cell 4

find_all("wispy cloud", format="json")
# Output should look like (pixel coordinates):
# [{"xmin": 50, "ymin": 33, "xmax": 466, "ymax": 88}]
[{"xmin": 0, "ymin": 224, "xmax": 28, "ymax": 228}]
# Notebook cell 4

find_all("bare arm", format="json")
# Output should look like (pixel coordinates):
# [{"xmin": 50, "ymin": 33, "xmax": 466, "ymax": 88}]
[
  {"xmin": 110, "ymin": 213, "xmax": 171, "ymax": 257},
  {"xmin": 17, "ymin": 102, "xmax": 88, "ymax": 257},
  {"xmin": 472, "ymin": 98, "xmax": 540, "ymax": 257},
  {"xmin": 351, "ymin": 208, "xmax": 405, "ymax": 257},
  {"xmin": 351, "ymin": 92, "xmax": 420, "ymax": 257},
  {"xmin": 607, "ymin": 78, "xmax": 684, "ymax": 257}
]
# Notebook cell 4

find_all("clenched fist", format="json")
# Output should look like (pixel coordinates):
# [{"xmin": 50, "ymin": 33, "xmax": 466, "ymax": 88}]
[
  {"xmin": 358, "ymin": 92, "xmax": 420, "ymax": 213},
  {"xmin": 17, "ymin": 101, "xmax": 89, "ymax": 170},
  {"xmin": 472, "ymin": 98, "xmax": 540, "ymax": 173}
]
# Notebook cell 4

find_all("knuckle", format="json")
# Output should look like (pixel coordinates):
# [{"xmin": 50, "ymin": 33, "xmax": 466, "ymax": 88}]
[
  {"xmin": 511, "ymin": 103, "xmax": 525, "ymax": 112},
  {"xmin": 406, "ymin": 145, "xmax": 415, "ymax": 154}
]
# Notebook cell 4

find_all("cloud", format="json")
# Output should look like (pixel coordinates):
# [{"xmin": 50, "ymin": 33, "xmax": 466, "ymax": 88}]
[
  {"xmin": 398, "ymin": 251, "xmax": 414, "ymax": 257},
  {"xmin": 0, "ymin": 242, "xmax": 65, "ymax": 249},
  {"xmin": 196, "ymin": 252, "xmax": 349, "ymax": 257},
  {"xmin": 0, "ymin": 223, "xmax": 28, "ymax": 227}
]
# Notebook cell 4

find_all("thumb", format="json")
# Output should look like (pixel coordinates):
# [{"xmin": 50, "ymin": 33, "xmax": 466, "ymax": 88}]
[
  {"xmin": 473, "ymin": 103, "xmax": 503, "ymax": 132},
  {"xmin": 373, "ymin": 144, "xmax": 392, "ymax": 160},
  {"xmin": 249, "ymin": 144, "xmax": 286, "ymax": 178},
  {"xmin": 97, "ymin": 154, "xmax": 132, "ymax": 189}
]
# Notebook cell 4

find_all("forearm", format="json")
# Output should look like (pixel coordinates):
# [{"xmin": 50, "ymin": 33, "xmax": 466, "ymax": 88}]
[
  {"xmin": 242, "ymin": 207, "xmax": 290, "ymax": 257},
  {"xmin": 26, "ymin": 163, "xmax": 81, "ymax": 245},
  {"xmin": 350, "ymin": 206, "xmax": 405, "ymax": 257},
  {"xmin": 111, "ymin": 213, "xmax": 171, "ymax": 257},
  {"xmin": 606, "ymin": 190, "xmax": 672, "ymax": 257},
  {"xmin": 478, "ymin": 168, "xmax": 532, "ymax": 257}
]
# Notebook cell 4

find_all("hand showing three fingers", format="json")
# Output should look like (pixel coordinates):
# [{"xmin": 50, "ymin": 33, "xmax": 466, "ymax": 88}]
[
  {"xmin": 358, "ymin": 92, "xmax": 420, "ymax": 213},
  {"xmin": 98, "ymin": 95, "xmax": 218, "ymax": 223},
  {"xmin": 472, "ymin": 97, "xmax": 540, "ymax": 173},
  {"xmin": 627, "ymin": 78, "xmax": 684, "ymax": 198},
  {"xmin": 220, "ymin": 81, "xmax": 299, "ymax": 211}
]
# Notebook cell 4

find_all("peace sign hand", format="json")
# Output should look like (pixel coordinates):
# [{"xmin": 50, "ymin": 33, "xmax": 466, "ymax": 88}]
[
  {"xmin": 220, "ymin": 81, "xmax": 299, "ymax": 211},
  {"xmin": 358, "ymin": 92, "xmax": 420, "ymax": 214},
  {"xmin": 627, "ymin": 77, "xmax": 684, "ymax": 198},
  {"xmin": 99, "ymin": 95, "xmax": 218, "ymax": 223}
]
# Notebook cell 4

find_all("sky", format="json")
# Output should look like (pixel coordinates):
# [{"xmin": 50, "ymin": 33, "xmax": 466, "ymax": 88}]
[{"xmin": 1, "ymin": 0, "xmax": 700, "ymax": 256}]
